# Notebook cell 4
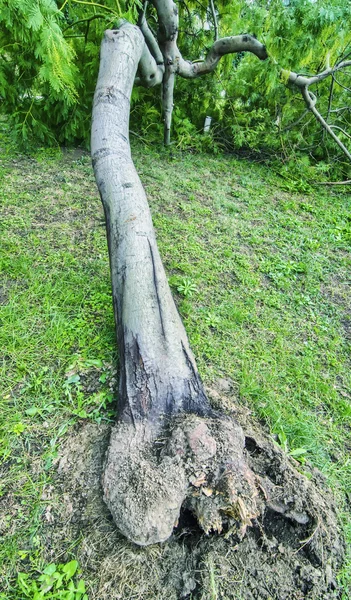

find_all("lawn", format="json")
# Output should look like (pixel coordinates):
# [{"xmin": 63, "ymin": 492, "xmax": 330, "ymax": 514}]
[{"xmin": 1, "ymin": 122, "xmax": 350, "ymax": 598}]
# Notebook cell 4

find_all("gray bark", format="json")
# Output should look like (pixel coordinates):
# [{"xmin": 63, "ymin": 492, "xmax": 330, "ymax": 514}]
[
  {"xmin": 91, "ymin": 23, "xmax": 220, "ymax": 546},
  {"xmin": 137, "ymin": 0, "xmax": 267, "ymax": 143},
  {"xmin": 90, "ymin": 19, "xmax": 346, "ymax": 550},
  {"xmin": 91, "ymin": 23, "xmax": 211, "ymax": 432},
  {"xmin": 91, "ymin": 22, "xmax": 265, "ymax": 547}
]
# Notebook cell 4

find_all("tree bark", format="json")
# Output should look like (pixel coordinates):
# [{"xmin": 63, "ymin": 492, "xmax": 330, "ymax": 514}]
[
  {"xmin": 91, "ymin": 23, "xmax": 222, "ymax": 545},
  {"xmin": 92, "ymin": 24, "xmax": 210, "ymax": 431},
  {"xmin": 91, "ymin": 22, "xmax": 265, "ymax": 547},
  {"xmin": 91, "ymin": 23, "xmax": 345, "ymax": 556}
]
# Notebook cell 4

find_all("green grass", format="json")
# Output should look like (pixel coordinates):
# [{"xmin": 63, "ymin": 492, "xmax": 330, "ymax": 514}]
[{"xmin": 1, "ymin": 121, "xmax": 351, "ymax": 597}]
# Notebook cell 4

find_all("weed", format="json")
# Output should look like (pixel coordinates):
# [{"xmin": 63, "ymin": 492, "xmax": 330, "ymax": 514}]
[
  {"xmin": 16, "ymin": 560, "xmax": 88, "ymax": 600},
  {"xmin": 176, "ymin": 277, "xmax": 198, "ymax": 297}
]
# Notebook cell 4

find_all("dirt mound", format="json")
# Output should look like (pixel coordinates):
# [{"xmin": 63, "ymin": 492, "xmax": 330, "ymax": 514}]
[{"xmin": 53, "ymin": 390, "xmax": 344, "ymax": 600}]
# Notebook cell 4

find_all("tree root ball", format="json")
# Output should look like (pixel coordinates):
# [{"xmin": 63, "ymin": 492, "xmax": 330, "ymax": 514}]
[
  {"xmin": 56, "ymin": 394, "xmax": 345, "ymax": 599},
  {"xmin": 102, "ymin": 411, "xmax": 344, "ymax": 577}
]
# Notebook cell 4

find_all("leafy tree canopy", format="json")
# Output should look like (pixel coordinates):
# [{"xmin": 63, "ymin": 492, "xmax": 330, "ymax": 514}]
[{"xmin": 0, "ymin": 0, "xmax": 350, "ymax": 177}]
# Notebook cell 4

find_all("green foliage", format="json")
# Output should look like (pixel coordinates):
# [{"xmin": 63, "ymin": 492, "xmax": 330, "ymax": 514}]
[
  {"xmin": 211, "ymin": 0, "xmax": 351, "ymax": 176},
  {"xmin": 170, "ymin": 276, "xmax": 198, "ymax": 297},
  {"xmin": 0, "ymin": 0, "xmax": 135, "ymax": 146},
  {"xmin": 17, "ymin": 560, "xmax": 88, "ymax": 599},
  {"xmin": 0, "ymin": 0, "xmax": 350, "ymax": 173},
  {"xmin": 172, "ymin": 0, "xmax": 351, "ymax": 175}
]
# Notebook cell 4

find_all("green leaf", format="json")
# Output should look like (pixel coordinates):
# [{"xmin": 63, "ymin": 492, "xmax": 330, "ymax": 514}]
[
  {"xmin": 76, "ymin": 580, "xmax": 86, "ymax": 593},
  {"xmin": 13, "ymin": 422, "xmax": 25, "ymax": 435},
  {"xmin": 289, "ymin": 448, "xmax": 307, "ymax": 457},
  {"xmin": 65, "ymin": 374, "xmax": 80, "ymax": 385},
  {"xmin": 62, "ymin": 560, "xmax": 78, "ymax": 580},
  {"xmin": 17, "ymin": 573, "xmax": 31, "ymax": 593},
  {"xmin": 83, "ymin": 358, "xmax": 103, "ymax": 368},
  {"xmin": 43, "ymin": 563, "xmax": 57, "ymax": 576}
]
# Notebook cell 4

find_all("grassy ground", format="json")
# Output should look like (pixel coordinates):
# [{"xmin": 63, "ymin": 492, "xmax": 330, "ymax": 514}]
[{"xmin": 1, "ymin": 121, "xmax": 350, "ymax": 598}]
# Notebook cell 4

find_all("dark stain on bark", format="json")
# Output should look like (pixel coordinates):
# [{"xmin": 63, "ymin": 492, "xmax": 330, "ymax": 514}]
[
  {"xmin": 181, "ymin": 341, "xmax": 212, "ymax": 416},
  {"xmin": 92, "ymin": 147, "xmax": 112, "ymax": 168},
  {"xmin": 94, "ymin": 87, "xmax": 130, "ymax": 107},
  {"xmin": 119, "ymin": 330, "xmax": 154, "ymax": 422},
  {"xmin": 181, "ymin": 341, "xmax": 200, "ymax": 392}
]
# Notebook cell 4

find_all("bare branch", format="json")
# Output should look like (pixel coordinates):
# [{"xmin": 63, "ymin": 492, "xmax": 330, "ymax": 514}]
[
  {"xmin": 62, "ymin": 14, "xmax": 107, "ymax": 33},
  {"xmin": 329, "ymin": 125, "xmax": 351, "ymax": 140},
  {"xmin": 301, "ymin": 87, "xmax": 351, "ymax": 162},
  {"xmin": 330, "ymin": 107, "xmax": 351, "ymax": 114},
  {"xmin": 162, "ymin": 70, "xmax": 175, "ymax": 145},
  {"xmin": 209, "ymin": 0, "xmax": 219, "ymax": 41},
  {"xmin": 152, "ymin": 0, "xmax": 180, "ymax": 144},
  {"xmin": 313, "ymin": 180, "xmax": 351, "ymax": 185},
  {"xmin": 332, "ymin": 75, "xmax": 351, "ymax": 93},
  {"xmin": 281, "ymin": 108, "xmax": 309, "ymax": 132},
  {"xmin": 287, "ymin": 60, "xmax": 351, "ymax": 88},
  {"xmin": 325, "ymin": 76, "xmax": 335, "ymax": 126},
  {"xmin": 282, "ymin": 54, "xmax": 351, "ymax": 162},
  {"xmin": 139, "ymin": 13, "xmax": 164, "ymax": 65},
  {"xmin": 137, "ymin": 42, "xmax": 165, "ymax": 87},
  {"xmin": 178, "ymin": 34, "xmax": 267, "ymax": 78},
  {"xmin": 153, "ymin": 0, "xmax": 179, "ymax": 45}
]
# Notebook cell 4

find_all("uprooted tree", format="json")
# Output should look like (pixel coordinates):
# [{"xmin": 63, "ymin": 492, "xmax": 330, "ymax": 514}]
[{"xmin": 91, "ymin": 2, "xmax": 345, "ymax": 561}]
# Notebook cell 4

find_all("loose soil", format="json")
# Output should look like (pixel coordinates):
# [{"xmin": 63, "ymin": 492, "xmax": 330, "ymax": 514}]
[{"xmin": 52, "ymin": 386, "xmax": 344, "ymax": 600}]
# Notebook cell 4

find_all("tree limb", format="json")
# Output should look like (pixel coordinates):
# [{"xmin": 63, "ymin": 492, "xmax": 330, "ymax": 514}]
[
  {"xmin": 330, "ymin": 107, "xmax": 351, "ymax": 114},
  {"xmin": 301, "ymin": 87, "xmax": 351, "ymax": 162},
  {"xmin": 286, "ymin": 60, "xmax": 351, "ymax": 88},
  {"xmin": 331, "ymin": 75, "xmax": 351, "ymax": 94},
  {"xmin": 209, "ymin": 0, "xmax": 218, "ymax": 41},
  {"xmin": 152, "ymin": 0, "xmax": 180, "ymax": 144},
  {"xmin": 313, "ymin": 180, "xmax": 351, "ymax": 185},
  {"xmin": 285, "ymin": 60, "xmax": 351, "ymax": 163},
  {"xmin": 329, "ymin": 125, "xmax": 351, "ymax": 140},
  {"xmin": 137, "ymin": 38, "xmax": 165, "ymax": 87},
  {"xmin": 150, "ymin": 0, "xmax": 267, "ymax": 143},
  {"xmin": 178, "ymin": 34, "xmax": 267, "ymax": 78},
  {"xmin": 62, "ymin": 14, "xmax": 107, "ymax": 33},
  {"xmin": 139, "ymin": 13, "xmax": 164, "ymax": 65},
  {"xmin": 162, "ymin": 69, "xmax": 175, "ymax": 145}
]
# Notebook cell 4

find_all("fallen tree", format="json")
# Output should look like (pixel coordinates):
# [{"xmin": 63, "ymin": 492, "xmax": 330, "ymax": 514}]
[
  {"xmin": 91, "ymin": 17, "xmax": 345, "ymax": 582},
  {"xmin": 91, "ymin": 18, "xmax": 268, "ymax": 546}
]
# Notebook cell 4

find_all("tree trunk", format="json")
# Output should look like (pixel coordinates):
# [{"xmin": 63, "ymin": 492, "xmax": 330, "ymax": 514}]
[
  {"xmin": 91, "ymin": 24, "xmax": 211, "ymax": 433},
  {"xmin": 91, "ymin": 23, "xmax": 335, "ymax": 551},
  {"xmin": 91, "ymin": 23, "xmax": 222, "ymax": 545}
]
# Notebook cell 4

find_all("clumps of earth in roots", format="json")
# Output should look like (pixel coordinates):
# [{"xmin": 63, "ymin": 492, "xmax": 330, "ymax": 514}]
[
  {"xmin": 102, "ymin": 415, "xmax": 267, "ymax": 546},
  {"xmin": 54, "ymin": 388, "xmax": 345, "ymax": 600}
]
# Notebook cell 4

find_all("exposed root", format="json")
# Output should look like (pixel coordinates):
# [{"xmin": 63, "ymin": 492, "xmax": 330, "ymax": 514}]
[
  {"xmin": 102, "ymin": 412, "xmax": 342, "ymax": 554},
  {"xmin": 55, "ymin": 408, "xmax": 345, "ymax": 599},
  {"xmin": 102, "ymin": 415, "xmax": 264, "ymax": 545}
]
